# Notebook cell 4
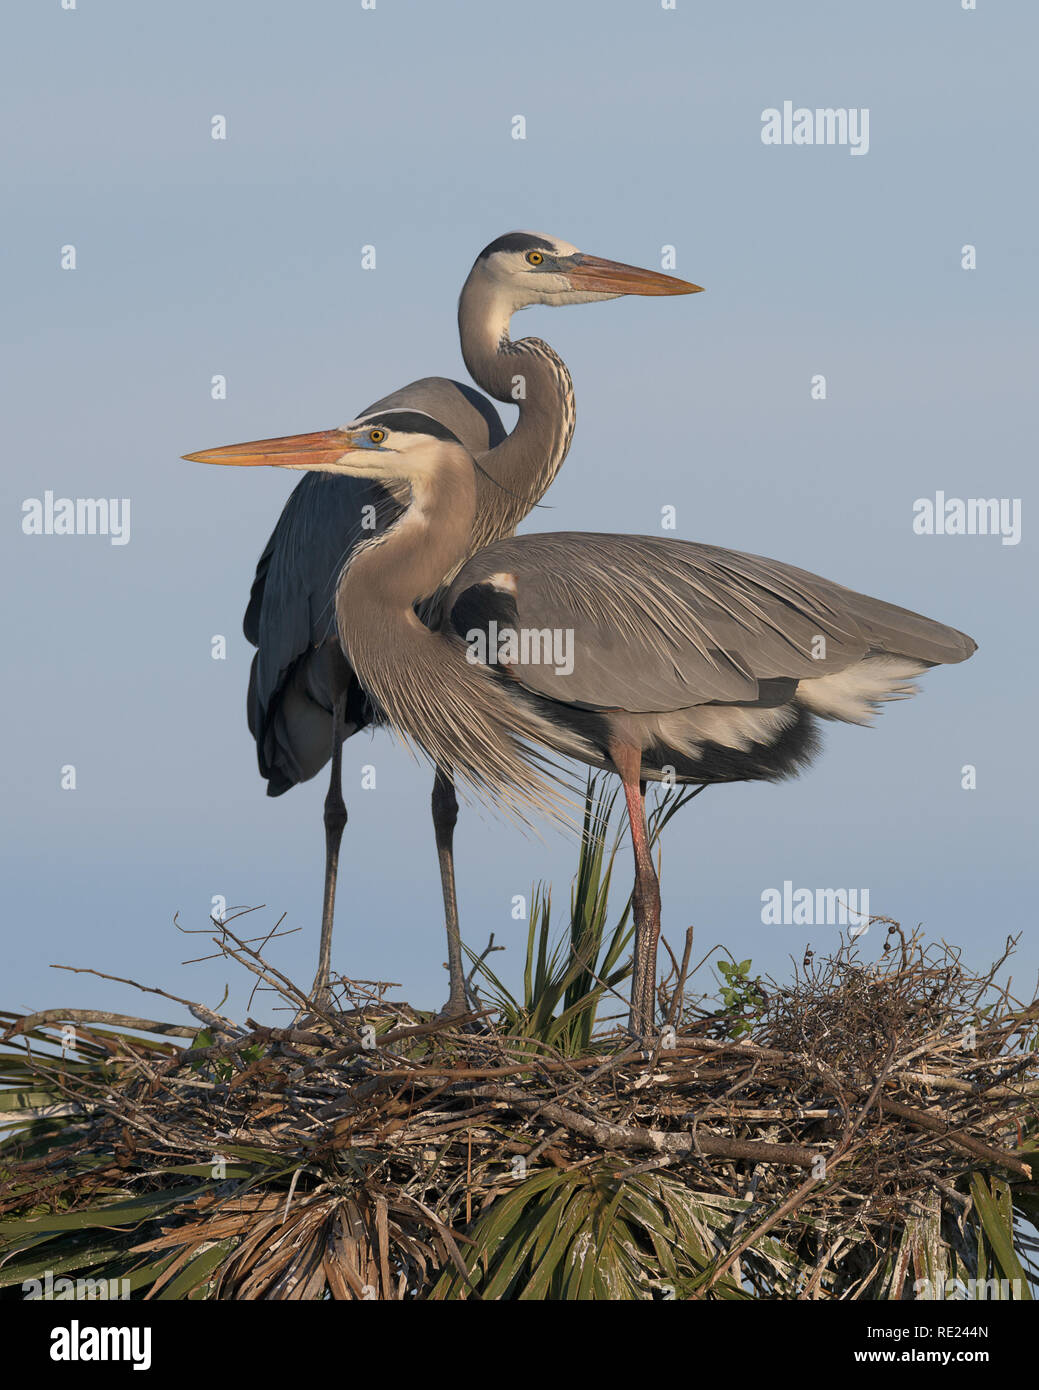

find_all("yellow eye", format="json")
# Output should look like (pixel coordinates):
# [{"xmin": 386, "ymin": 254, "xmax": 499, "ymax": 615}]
[
  {"xmin": 526, "ymin": 250, "xmax": 544, "ymax": 265},
  {"xmin": 368, "ymin": 428, "xmax": 385, "ymax": 444}
]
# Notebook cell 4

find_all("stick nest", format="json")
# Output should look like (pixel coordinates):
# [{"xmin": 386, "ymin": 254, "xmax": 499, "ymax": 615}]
[{"xmin": 2, "ymin": 914, "xmax": 1036, "ymax": 1300}]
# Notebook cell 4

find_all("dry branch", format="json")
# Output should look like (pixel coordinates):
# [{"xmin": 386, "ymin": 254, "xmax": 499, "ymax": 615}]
[{"xmin": 2, "ymin": 921, "xmax": 1036, "ymax": 1299}]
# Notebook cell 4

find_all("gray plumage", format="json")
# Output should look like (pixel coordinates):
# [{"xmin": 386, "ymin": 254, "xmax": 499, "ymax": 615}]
[
  {"xmin": 190, "ymin": 398, "xmax": 971, "ymax": 1033},
  {"xmin": 447, "ymin": 534, "xmax": 974, "ymax": 715},
  {"xmin": 201, "ymin": 231, "xmax": 701, "ymax": 1008},
  {"xmin": 325, "ymin": 433, "xmax": 976, "ymax": 817},
  {"xmin": 302, "ymin": 415, "xmax": 975, "ymax": 1031},
  {"xmin": 243, "ymin": 378, "xmax": 506, "ymax": 793},
  {"xmin": 245, "ymin": 290, "xmax": 575, "ymax": 796}
]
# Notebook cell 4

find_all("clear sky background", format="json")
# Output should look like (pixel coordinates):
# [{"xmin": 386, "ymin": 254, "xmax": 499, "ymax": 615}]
[{"xmin": 2, "ymin": 0, "xmax": 1036, "ymax": 1027}]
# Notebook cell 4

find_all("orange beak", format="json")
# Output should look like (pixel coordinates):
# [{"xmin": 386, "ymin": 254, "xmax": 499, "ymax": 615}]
[
  {"xmin": 182, "ymin": 428, "xmax": 355, "ymax": 469},
  {"xmin": 564, "ymin": 254, "xmax": 703, "ymax": 296}
]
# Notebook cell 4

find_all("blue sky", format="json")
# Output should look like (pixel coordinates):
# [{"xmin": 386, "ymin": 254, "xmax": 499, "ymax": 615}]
[{"xmin": 3, "ymin": 0, "xmax": 1036, "ymax": 1025}]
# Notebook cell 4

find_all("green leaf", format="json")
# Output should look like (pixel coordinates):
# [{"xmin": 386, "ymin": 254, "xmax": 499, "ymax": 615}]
[
  {"xmin": 969, "ymin": 1175, "xmax": 1032, "ymax": 1299},
  {"xmin": 155, "ymin": 1240, "xmax": 235, "ymax": 1301}
]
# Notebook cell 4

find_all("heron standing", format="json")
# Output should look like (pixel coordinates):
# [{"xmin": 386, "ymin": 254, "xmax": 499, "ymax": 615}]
[
  {"xmin": 225, "ymin": 232, "xmax": 698, "ymax": 1008},
  {"xmin": 188, "ymin": 414, "xmax": 977, "ymax": 1036}
]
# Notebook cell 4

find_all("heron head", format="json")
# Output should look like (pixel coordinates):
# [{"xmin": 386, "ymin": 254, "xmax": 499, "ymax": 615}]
[
  {"xmin": 183, "ymin": 410, "xmax": 467, "ymax": 482},
  {"xmin": 471, "ymin": 230, "xmax": 703, "ymax": 308}
]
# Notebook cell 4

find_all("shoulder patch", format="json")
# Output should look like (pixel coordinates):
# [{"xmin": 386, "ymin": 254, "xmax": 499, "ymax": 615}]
[
  {"xmin": 485, "ymin": 570, "xmax": 518, "ymax": 596},
  {"xmin": 449, "ymin": 580, "xmax": 521, "ymax": 645}
]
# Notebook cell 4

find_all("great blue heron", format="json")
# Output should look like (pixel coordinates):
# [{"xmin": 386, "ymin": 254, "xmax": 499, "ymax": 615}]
[
  {"xmin": 205, "ymin": 232, "xmax": 698, "ymax": 1009},
  {"xmin": 188, "ymin": 413, "xmax": 977, "ymax": 1036}
]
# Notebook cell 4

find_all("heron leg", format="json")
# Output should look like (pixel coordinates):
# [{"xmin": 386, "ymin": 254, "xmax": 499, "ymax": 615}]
[
  {"xmin": 432, "ymin": 766, "xmax": 467, "ymax": 1016},
  {"xmin": 612, "ymin": 742, "xmax": 661, "ymax": 1039},
  {"xmin": 312, "ymin": 703, "xmax": 347, "ymax": 1004}
]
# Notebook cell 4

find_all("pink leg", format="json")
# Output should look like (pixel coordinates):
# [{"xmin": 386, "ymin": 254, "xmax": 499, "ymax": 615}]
[{"xmin": 611, "ymin": 741, "xmax": 661, "ymax": 1038}]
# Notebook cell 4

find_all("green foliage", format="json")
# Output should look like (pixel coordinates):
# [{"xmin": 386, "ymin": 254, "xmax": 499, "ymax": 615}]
[
  {"xmin": 2, "ymin": 828, "xmax": 1037, "ymax": 1301},
  {"xmin": 967, "ymin": 1175, "xmax": 1034, "ymax": 1301},
  {"xmin": 471, "ymin": 773, "xmax": 699, "ymax": 1054},
  {"xmin": 431, "ymin": 1163, "xmax": 748, "ymax": 1300},
  {"xmin": 186, "ymin": 1030, "xmax": 265, "ymax": 1083},
  {"xmin": 714, "ymin": 958, "xmax": 768, "ymax": 1039}
]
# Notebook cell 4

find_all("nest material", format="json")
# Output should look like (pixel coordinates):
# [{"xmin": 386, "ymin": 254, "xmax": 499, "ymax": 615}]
[{"xmin": 2, "ymin": 916, "xmax": 1037, "ymax": 1300}]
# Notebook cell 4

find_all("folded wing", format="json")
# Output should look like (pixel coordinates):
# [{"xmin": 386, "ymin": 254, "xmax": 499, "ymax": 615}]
[{"xmin": 445, "ymin": 534, "xmax": 976, "ymax": 713}]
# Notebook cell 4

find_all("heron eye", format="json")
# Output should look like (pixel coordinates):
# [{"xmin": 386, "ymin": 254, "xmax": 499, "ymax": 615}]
[
  {"xmin": 368, "ymin": 429, "xmax": 385, "ymax": 444},
  {"xmin": 526, "ymin": 251, "xmax": 544, "ymax": 266}
]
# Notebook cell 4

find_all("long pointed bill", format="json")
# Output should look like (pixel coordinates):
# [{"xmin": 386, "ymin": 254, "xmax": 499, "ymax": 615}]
[
  {"xmin": 564, "ymin": 254, "xmax": 703, "ymax": 296},
  {"xmin": 182, "ymin": 428, "xmax": 355, "ymax": 469}
]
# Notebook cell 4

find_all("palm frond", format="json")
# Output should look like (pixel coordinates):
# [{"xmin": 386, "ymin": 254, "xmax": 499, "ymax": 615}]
[
  {"xmin": 430, "ymin": 1163, "xmax": 748, "ymax": 1300},
  {"xmin": 470, "ymin": 773, "xmax": 700, "ymax": 1053}
]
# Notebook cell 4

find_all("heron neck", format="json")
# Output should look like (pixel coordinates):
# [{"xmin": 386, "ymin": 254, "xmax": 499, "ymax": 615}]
[
  {"xmin": 457, "ymin": 278, "xmax": 575, "ymax": 546},
  {"xmin": 330, "ymin": 444, "xmax": 571, "ymax": 833},
  {"xmin": 335, "ymin": 450, "xmax": 476, "ymax": 626}
]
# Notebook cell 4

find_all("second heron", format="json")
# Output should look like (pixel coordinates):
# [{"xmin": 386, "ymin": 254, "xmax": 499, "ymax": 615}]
[{"xmin": 230, "ymin": 232, "xmax": 700, "ymax": 1006}]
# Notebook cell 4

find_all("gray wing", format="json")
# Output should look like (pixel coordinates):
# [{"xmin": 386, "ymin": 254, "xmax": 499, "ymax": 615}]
[
  {"xmin": 244, "ymin": 471, "xmax": 392, "ymax": 793},
  {"xmin": 445, "ymin": 533, "xmax": 976, "ymax": 712},
  {"xmin": 245, "ymin": 377, "xmax": 505, "ymax": 795}
]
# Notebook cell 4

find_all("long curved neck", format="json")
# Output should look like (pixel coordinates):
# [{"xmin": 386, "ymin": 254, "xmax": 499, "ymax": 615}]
[
  {"xmin": 458, "ymin": 275, "xmax": 575, "ymax": 550},
  {"xmin": 337, "ymin": 453, "xmax": 475, "ymax": 625},
  {"xmin": 332, "ymin": 449, "xmax": 570, "ymax": 827}
]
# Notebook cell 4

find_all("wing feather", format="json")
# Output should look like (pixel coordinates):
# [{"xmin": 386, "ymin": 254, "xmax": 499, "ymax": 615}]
[
  {"xmin": 446, "ymin": 534, "xmax": 975, "ymax": 713},
  {"xmin": 244, "ymin": 379, "xmax": 505, "ymax": 792}
]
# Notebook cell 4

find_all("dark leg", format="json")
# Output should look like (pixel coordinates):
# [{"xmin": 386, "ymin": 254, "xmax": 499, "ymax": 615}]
[
  {"xmin": 312, "ymin": 703, "xmax": 347, "ymax": 1004},
  {"xmin": 432, "ymin": 766, "xmax": 467, "ymax": 1016},
  {"xmin": 611, "ymin": 742, "xmax": 661, "ymax": 1038}
]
